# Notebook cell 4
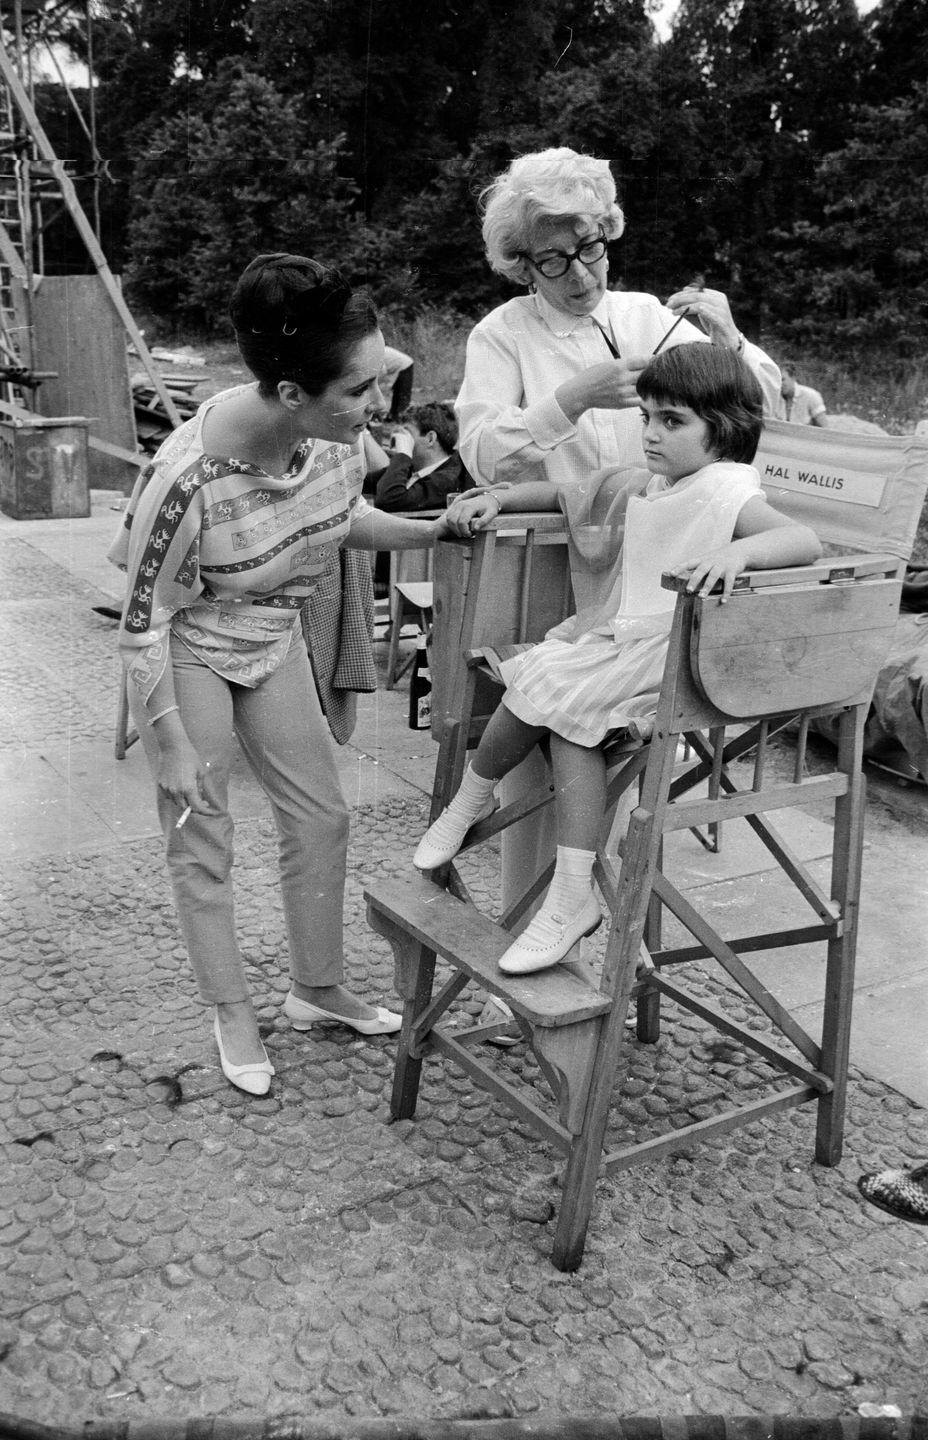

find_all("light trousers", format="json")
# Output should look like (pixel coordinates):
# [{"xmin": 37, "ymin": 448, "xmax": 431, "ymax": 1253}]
[{"xmin": 131, "ymin": 631, "xmax": 348, "ymax": 1005}]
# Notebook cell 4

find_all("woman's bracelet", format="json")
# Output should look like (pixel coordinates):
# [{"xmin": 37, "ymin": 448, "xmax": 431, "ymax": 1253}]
[{"xmin": 148, "ymin": 703, "xmax": 179, "ymax": 724}]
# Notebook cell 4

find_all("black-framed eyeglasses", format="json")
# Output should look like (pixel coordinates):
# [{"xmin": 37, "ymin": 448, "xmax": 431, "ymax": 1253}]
[{"xmin": 520, "ymin": 233, "xmax": 608, "ymax": 279}]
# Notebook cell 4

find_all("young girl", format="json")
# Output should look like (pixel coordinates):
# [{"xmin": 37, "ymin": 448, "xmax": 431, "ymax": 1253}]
[{"xmin": 414, "ymin": 343, "xmax": 821, "ymax": 976}]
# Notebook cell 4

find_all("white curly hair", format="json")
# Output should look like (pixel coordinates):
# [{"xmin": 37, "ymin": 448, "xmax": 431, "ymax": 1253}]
[{"xmin": 480, "ymin": 148, "xmax": 625, "ymax": 281}]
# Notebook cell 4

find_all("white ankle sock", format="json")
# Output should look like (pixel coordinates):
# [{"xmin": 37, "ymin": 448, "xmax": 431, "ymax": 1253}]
[
  {"xmin": 546, "ymin": 845, "xmax": 595, "ymax": 915},
  {"xmin": 446, "ymin": 764, "xmax": 496, "ymax": 822}
]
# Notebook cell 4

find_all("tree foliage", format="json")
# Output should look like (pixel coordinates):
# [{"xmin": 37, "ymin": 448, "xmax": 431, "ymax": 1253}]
[{"xmin": 30, "ymin": 0, "xmax": 928, "ymax": 352}]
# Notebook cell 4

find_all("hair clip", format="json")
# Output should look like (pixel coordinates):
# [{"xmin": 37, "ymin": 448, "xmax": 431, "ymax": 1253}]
[{"xmin": 282, "ymin": 321, "xmax": 297, "ymax": 336}]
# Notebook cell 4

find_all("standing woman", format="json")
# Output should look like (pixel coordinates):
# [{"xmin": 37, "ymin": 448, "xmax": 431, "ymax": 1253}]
[{"xmin": 111, "ymin": 253, "xmax": 450, "ymax": 1096}]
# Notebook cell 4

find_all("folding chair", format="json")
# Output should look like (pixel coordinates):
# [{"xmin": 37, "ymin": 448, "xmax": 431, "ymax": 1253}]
[
  {"xmin": 385, "ymin": 548, "xmax": 434, "ymax": 689},
  {"xmin": 365, "ymin": 423, "xmax": 928, "ymax": 1269},
  {"xmin": 384, "ymin": 516, "xmax": 439, "ymax": 689}
]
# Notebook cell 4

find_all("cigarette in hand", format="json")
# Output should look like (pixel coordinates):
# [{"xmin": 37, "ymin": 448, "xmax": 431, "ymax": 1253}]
[{"xmin": 175, "ymin": 805, "xmax": 192, "ymax": 830}]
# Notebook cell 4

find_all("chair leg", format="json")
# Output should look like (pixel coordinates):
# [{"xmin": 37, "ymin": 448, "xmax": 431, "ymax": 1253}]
[
  {"xmin": 815, "ymin": 706, "xmax": 866, "ymax": 1164},
  {"xmin": 385, "ymin": 593, "xmax": 403, "ymax": 689},
  {"xmin": 390, "ymin": 942, "xmax": 437, "ymax": 1121}
]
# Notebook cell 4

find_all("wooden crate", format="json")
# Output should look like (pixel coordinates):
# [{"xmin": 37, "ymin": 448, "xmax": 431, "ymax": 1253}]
[{"xmin": 0, "ymin": 416, "xmax": 90, "ymax": 520}]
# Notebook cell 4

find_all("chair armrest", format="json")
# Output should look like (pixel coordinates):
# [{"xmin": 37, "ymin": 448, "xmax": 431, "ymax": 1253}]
[{"xmin": 661, "ymin": 553, "xmax": 902, "ymax": 595}]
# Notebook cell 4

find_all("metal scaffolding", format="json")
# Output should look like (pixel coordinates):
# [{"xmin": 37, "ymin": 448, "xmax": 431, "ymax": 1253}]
[{"xmin": 0, "ymin": 0, "xmax": 180, "ymax": 432}]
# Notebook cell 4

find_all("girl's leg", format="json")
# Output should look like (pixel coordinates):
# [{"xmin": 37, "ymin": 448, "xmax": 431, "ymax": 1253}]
[
  {"xmin": 233, "ymin": 636, "xmax": 381, "ymax": 1024},
  {"xmin": 471, "ymin": 704, "xmax": 546, "ymax": 781},
  {"xmin": 130, "ymin": 639, "xmax": 264, "ymax": 1065},
  {"xmin": 549, "ymin": 733, "xmax": 606, "ymax": 853},
  {"xmin": 414, "ymin": 703, "xmax": 545, "ymax": 870},
  {"xmin": 497, "ymin": 735, "xmax": 605, "ymax": 976}
]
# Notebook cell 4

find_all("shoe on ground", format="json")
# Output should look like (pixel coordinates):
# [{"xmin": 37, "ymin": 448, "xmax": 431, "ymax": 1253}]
[
  {"xmin": 413, "ymin": 794, "xmax": 498, "ymax": 871},
  {"xmin": 498, "ymin": 892, "xmax": 603, "ymax": 976},
  {"xmin": 477, "ymin": 995, "xmax": 521, "ymax": 1047},
  {"xmin": 213, "ymin": 1013, "xmax": 274, "ymax": 1097},
  {"xmin": 858, "ymin": 1163, "xmax": 928, "ymax": 1224},
  {"xmin": 283, "ymin": 991, "xmax": 401, "ymax": 1036}
]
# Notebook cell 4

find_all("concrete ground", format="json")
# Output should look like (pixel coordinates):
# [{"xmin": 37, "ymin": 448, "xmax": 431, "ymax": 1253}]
[{"xmin": 0, "ymin": 490, "xmax": 927, "ymax": 1427}]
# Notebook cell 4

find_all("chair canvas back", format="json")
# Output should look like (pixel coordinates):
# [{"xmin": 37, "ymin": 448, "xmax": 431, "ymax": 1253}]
[{"xmin": 756, "ymin": 419, "xmax": 928, "ymax": 560}]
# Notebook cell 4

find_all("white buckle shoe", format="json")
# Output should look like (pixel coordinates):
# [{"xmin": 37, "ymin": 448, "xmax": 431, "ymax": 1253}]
[
  {"xmin": 413, "ymin": 794, "xmax": 497, "ymax": 871},
  {"xmin": 213, "ymin": 1014, "xmax": 274, "ymax": 1096},
  {"xmin": 498, "ymin": 893, "xmax": 603, "ymax": 975}
]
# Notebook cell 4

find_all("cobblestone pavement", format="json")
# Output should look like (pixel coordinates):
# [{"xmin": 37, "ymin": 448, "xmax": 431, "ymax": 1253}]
[{"xmin": 1, "ymin": 516, "xmax": 927, "ymax": 1427}]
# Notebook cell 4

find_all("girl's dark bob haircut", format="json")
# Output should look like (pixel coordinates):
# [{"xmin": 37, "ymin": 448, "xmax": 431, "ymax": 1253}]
[
  {"xmin": 230, "ymin": 253, "xmax": 379, "ymax": 399},
  {"xmin": 636, "ymin": 342, "xmax": 764, "ymax": 465}
]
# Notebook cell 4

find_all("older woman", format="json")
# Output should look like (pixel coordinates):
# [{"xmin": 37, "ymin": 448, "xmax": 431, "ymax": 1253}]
[
  {"xmin": 455, "ymin": 146, "xmax": 780, "ymax": 500},
  {"xmin": 442, "ymin": 150, "xmax": 781, "ymax": 1017}
]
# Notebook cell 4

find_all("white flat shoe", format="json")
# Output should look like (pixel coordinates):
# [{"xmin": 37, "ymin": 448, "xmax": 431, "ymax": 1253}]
[
  {"xmin": 498, "ymin": 893, "xmax": 603, "ymax": 976},
  {"xmin": 213, "ymin": 1014, "xmax": 274, "ymax": 1096},
  {"xmin": 283, "ymin": 992, "xmax": 401, "ymax": 1035},
  {"xmin": 413, "ymin": 794, "xmax": 498, "ymax": 871}
]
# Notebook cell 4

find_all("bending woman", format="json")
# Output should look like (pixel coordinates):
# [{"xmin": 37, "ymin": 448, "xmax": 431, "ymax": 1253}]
[{"xmin": 111, "ymin": 253, "xmax": 451, "ymax": 1097}]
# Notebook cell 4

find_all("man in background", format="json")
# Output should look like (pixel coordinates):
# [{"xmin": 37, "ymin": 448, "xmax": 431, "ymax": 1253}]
[
  {"xmin": 778, "ymin": 366, "xmax": 829, "ymax": 426},
  {"xmin": 374, "ymin": 402, "xmax": 474, "ymax": 512}
]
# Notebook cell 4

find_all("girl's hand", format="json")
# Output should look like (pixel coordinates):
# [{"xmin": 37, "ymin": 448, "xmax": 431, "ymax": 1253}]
[
  {"xmin": 663, "ymin": 286, "xmax": 740, "ymax": 350},
  {"xmin": 444, "ymin": 490, "xmax": 502, "ymax": 536},
  {"xmin": 671, "ymin": 543, "xmax": 746, "ymax": 602}
]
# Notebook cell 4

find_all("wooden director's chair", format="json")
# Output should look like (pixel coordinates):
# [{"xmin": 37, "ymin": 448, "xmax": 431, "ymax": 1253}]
[{"xmin": 364, "ymin": 421, "xmax": 928, "ymax": 1271}]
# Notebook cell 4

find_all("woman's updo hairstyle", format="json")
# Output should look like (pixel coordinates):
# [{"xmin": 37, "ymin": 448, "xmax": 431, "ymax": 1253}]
[
  {"xmin": 230, "ymin": 253, "xmax": 378, "ymax": 398},
  {"xmin": 481, "ymin": 148, "xmax": 625, "ymax": 281}
]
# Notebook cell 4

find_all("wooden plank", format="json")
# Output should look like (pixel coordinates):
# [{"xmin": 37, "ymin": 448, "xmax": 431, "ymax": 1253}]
[
  {"xmin": 0, "ymin": 218, "xmax": 26, "ymax": 280},
  {"xmin": 689, "ymin": 579, "xmax": 902, "ymax": 715},
  {"xmin": 658, "ymin": 773, "xmax": 847, "ymax": 831},
  {"xmin": 662, "ymin": 553, "xmax": 900, "ymax": 593},
  {"xmin": 364, "ymin": 876, "xmax": 610, "ymax": 1027},
  {"xmin": 24, "ymin": 274, "xmax": 139, "ymax": 491},
  {"xmin": 653, "ymin": 920, "xmax": 835, "ymax": 965},
  {"xmin": 428, "ymin": 1029, "xmax": 571, "ymax": 1150},
  {"xmin": 88, "ymin": 434, "xmax": 145, "ymax": 466},
  {"xmin": 602, "ymin": 1085, "xmax": 817, "ymax": 1173},
  {"xmin": 648, "ymin": 869, "xmax": 823, "ymax": 1066},
  {"xmin": 650, "ymin": 974, "xmax": 832, "ymax": 1091}
]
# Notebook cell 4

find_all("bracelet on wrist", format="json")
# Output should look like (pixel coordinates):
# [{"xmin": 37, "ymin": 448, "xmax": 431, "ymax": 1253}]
[{"xmin": 149, "ymin": 702, "xmax": 179, "ymax": 724}]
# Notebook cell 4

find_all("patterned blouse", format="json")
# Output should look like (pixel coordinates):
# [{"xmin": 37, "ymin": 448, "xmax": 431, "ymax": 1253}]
[{"xmin": 109, "ymin": 385, "xmax": 370, "ymax": 702}]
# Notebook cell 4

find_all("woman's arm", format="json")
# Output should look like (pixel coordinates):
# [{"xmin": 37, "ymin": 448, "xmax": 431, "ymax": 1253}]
[
  {"xmin": 671, "ymin": 496, "xmax": 822, "ymax": 601},
  {"xmin": 442, "ymin": 480, "xmax": 559, "ymax": 537},
  {"xmin": 344, "ymin": 504, "xmax": 452, "ymax": 550},
  {"xmin": 113, "ymin": 468, "xmax": 214, "ymax": 814}
]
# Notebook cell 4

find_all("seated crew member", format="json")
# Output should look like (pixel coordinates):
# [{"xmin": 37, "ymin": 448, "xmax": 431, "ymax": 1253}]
[{"xmin": 374, "ymin": 402, "xmax": 475, "ymax": 512}]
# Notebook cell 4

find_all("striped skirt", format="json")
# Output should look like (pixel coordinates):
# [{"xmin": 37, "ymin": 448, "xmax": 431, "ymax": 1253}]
[{"xmin": 498, "ymin": 630, "xmax": 668, "ymax": 748}]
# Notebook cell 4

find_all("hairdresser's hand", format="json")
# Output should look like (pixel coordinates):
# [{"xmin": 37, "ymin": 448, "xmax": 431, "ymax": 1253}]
[
  {"xmin": 664, "ymin": 286, "xmax": 740, "ymax": 349},
  {"xmin": 556, "ymin": 357, "xmax": 650, "ymax": 423},
  {"xmin": 671, "ymin": 541, "xmax": 749, "ymax": 603}
]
